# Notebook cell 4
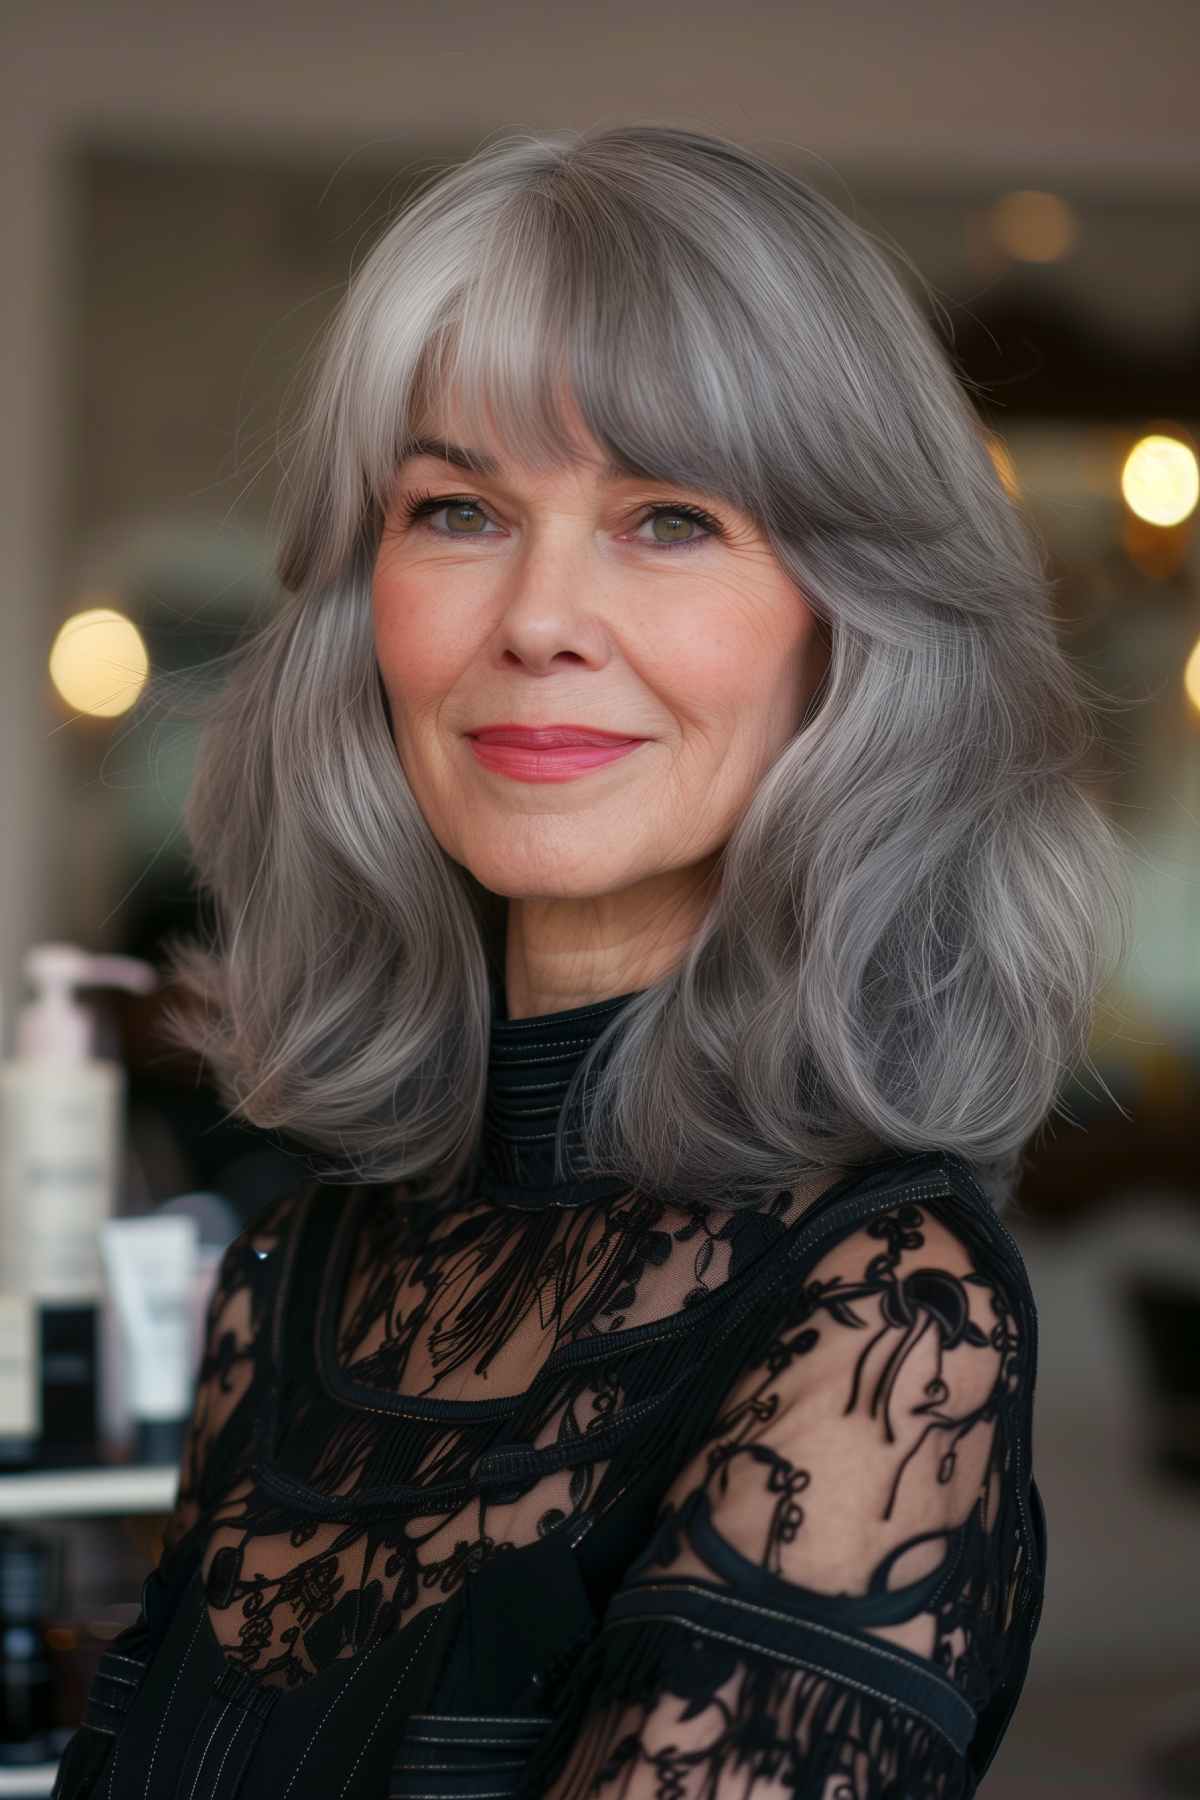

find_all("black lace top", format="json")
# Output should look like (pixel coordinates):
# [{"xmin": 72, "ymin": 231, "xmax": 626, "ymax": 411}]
[{"xmin": 54, "ymin": 984, "xmax": 1046, "ymax": 1800}]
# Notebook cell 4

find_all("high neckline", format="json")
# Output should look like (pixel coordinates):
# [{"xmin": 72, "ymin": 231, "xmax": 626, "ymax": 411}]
[{"xmin": 477, "ymin": 975, "xmax": 648, "ymax": 1210}]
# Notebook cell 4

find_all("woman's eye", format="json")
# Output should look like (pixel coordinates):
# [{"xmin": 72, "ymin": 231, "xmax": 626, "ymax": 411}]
[
  {"xmin": 634, "ymin": 507, "xmax": 718, "ymax": 551},
  {"xmin": 413, "ymin": 498, "xmax": 496, "ymax": 537}
]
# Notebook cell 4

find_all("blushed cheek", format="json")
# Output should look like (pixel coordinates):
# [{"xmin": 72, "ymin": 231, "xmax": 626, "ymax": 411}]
[
  {"xmin": 376, "ymin": 571, "xmax": 483, "ymax": 707},
  {"xmin": 374, "ymin": 593, "xmax": 445, "ymax": 721}
]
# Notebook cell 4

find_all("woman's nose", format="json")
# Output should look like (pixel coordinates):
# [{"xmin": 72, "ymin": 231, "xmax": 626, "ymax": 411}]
[{"xmin": 497, "ymin": 521, "xmax": 603, "ymax": 617}]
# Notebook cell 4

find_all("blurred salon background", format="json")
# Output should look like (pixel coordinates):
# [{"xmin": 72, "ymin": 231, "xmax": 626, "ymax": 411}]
[{"xmin": 1, "ymin": 2, "xmax": 1198, "ymax": 1793}]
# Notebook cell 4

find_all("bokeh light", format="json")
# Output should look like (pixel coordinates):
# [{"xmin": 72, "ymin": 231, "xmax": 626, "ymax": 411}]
[
  {"xmin": 989, "ymin": 189, "xmax": 1079, "ymax": 262},
  {"xmin": 48, "ymin": 605, "xmax": 150, "ymax": 718},
  {"xmin": 987, "ymin": 433, "xmax": 1020, "ymax": 499},
  {"xmin": 1121, "ymin": 434, "xmax": 1199, "ymax": 527}
]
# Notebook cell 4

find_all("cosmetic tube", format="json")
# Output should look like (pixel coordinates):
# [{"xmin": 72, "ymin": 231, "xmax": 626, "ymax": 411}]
[{"xmin": 99, "ymin": 1216, "xmax": 198, "ymax": 1465}]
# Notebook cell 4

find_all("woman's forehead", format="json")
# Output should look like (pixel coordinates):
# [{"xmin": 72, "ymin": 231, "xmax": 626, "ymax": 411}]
[
  {"xmin": 398, "ymin": 430, "xmax": 657, "ymax": 489},
  {"xmin": 408, "ymin": 375, "xmax": 621, "ymax": 476}
]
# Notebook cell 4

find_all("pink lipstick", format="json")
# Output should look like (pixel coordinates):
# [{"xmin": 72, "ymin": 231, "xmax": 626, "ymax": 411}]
[{"xmin": 466, "ymin": 723, "xmax": 647, "ymax": 783}]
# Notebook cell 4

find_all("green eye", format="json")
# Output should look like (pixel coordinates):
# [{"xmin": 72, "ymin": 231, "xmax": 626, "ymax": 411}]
[
  {"xmin": 441, "ymin": 503, "xmax": 489, "ymax": 534},
  {"xmin": 647, "ymin": 509, "xmax": 705, "ymax": 547},
  {"xmin": 636, "ymin": 502, "xmax": 725, "ymax": 552},
  {"xmin": 399, "ymin": 490, "xmax": 499, "ymax": 536}
]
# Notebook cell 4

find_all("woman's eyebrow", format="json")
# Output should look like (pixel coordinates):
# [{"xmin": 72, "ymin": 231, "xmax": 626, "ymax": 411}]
[{"xmin": 403, "ymin": 436, "xmax": 643, "ymax": 485}]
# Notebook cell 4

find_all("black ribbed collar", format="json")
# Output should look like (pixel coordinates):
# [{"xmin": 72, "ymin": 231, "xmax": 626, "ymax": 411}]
[{"xmin": 477, "ymin": 974, "xmax": 648, "ymax": 1211}]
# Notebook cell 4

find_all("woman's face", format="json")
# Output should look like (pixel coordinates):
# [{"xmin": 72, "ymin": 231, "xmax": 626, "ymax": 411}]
[{"xmin": 371, "ymin": 388, "xmax": 828, "ymax": 977}]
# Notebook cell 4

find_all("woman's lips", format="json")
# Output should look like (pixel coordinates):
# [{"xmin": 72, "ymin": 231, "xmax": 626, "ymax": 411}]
[
  {"xmin": 467, "ymin": 737, "xmax": 645, "ymax": 782},
  {"xmin": 469, "ymin": 726, "xmax": 641, "ymax": 747}
]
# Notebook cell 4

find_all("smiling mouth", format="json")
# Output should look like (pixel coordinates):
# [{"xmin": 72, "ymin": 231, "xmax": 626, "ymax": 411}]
[{"xmin": 466, "ymin": 734, "xmax": 646, "ymax": 784}]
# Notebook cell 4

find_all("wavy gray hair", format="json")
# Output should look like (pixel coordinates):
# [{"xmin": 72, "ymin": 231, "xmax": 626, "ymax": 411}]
[{"xmin": 160, "ymin": 123, "xmax": 1137, "ymax": 1216}]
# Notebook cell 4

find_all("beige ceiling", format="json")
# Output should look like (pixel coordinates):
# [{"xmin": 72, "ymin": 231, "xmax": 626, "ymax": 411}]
[{"xmin": 6, "ymin": 0, "xmax": 1197, "ymax": 189}]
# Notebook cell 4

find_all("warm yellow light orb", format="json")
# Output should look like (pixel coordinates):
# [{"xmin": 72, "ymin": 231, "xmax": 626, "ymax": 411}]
[
  {"xmin": 1185, "ymin": 633, "xmax": 1200, "ymax": 719},
  {"xmin": 48, "ymin": 606, "xmax": 150, "ymax": 717},
  {"xmin": 987, "ymin": 434, "xmax": 1020, "ymax": 500},
  {"xmin": 1121, "ymin": 435, "xmax": 1200, "ymax": 527},
  {"xmin": 989, "ymin": 190, "xmax": 1078, "ymax": 263}
]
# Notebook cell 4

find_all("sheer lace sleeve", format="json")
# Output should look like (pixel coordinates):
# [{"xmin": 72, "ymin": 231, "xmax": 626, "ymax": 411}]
[{"xmin": 528, "ymin": 1202, "xmax": 1045, "ymax": 1800}]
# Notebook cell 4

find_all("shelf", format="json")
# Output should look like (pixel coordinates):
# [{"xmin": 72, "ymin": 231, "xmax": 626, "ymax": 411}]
[
  {"xmin": 0, "ymin": 1766, "xmax": 56, "ymax": 1796},
  {"xmin": 0, "ymin": 1464, "xmax": 177, "ymax": 1520}
]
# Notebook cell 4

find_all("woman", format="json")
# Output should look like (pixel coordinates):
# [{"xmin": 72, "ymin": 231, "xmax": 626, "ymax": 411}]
[{"xmin": 57, "ymin": 123, "xmax": 1133, "ymax": 1798}]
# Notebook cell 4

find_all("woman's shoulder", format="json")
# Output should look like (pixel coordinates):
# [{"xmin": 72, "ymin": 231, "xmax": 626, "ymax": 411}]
[
  {"xmin": 777, "ymin": 1147, "xmax": 1033, "ymax": 1293},
  {"xmin": 161, "ymin": 1176, "xmax": 318, "ymax": 1555},
  {"xmin": 240, "ymin": 1174, "xmax": 319, "ymax": 1255},
  {"xmin": 729, "ymin": 1147, "xmax": 1041, "ymax": 1447},
  {"xmin": 207, "ymin": 1178, "xmax": 318, "ymax": 1346}
]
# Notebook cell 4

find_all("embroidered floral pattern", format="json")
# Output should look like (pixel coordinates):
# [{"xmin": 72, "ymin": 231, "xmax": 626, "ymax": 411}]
[{"xmin": 161, "ymin": 1165, "xmax": 1040, "ymax": 1800}]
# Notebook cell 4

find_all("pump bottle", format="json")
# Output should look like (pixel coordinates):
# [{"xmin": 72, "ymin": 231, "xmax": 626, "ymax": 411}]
[{"xmin": 0, "ymin": 944, "xmax": 156, "ymax": 1466}]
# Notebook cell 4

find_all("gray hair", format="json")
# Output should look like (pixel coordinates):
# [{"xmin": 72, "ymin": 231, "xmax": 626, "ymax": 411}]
[{"xmin": 159, "ymin": 123, "xmax": 1137, "ymax": 1216}]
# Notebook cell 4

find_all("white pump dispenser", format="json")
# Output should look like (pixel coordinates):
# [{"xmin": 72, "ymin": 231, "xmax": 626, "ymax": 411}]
[
  {"xmin": 17, "ymin": 943, "xmax": 157, "ymax": 1057},
  {"xmin": 0, "ymin": 944, "xmax": 157, "ymax": 1303},
  {"xmin": 0, "ymin": 943, "xmax": 157, "ymax": 1465}
]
